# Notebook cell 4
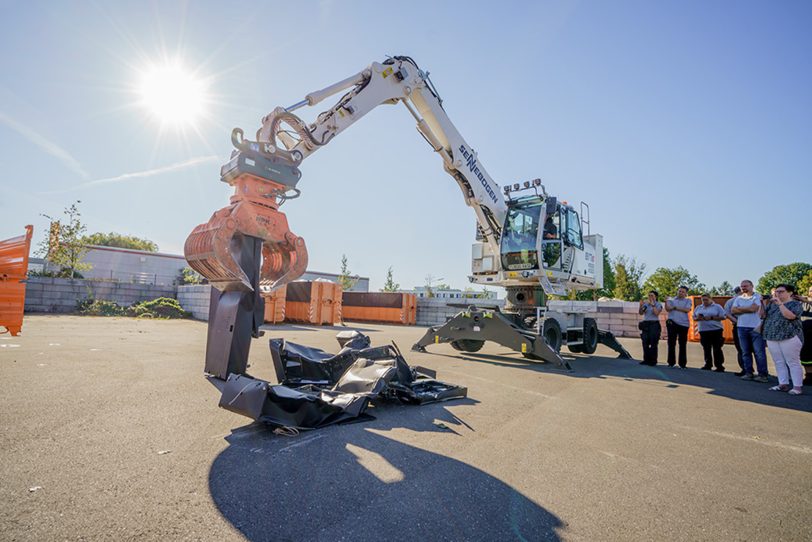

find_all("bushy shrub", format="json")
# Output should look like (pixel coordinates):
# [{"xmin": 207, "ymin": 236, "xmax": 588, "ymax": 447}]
[
  {"xmin": 77, "ymin": 299, "xmax": 125, "ymax": 316},
  {"xmin": 128, "ymin": 297, "xmax": 191, "ymax": 319},
  {"xmin": 178, "ymin": 266, "xmax": 203, "ymax": 285}
]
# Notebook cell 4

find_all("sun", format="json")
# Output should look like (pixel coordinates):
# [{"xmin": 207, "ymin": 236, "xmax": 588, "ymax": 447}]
[{"xmin": 137, "ymin": 60, "xmax": 208, "ymax": 127}]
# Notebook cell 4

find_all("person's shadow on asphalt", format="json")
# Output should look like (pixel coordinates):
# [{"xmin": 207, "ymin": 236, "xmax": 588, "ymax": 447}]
[
  {"xmin": 208, "ymin": 399, "xmax": 563, "ymax": 542},
  {"xmin": 444, "ymin": 349, "xmax": 812, "ymax": 414}
]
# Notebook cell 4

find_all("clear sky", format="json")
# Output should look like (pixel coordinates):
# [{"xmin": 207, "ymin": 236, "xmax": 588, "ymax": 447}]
[{"xmin": 1, "ymin": 1, "xmax": 810, "ymax": 293}]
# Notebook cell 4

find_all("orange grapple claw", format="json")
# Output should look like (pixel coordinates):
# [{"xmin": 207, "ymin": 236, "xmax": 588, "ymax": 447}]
[{"xmin": 184, "ymin": 167, "xmax": 308, "ymax": 293}]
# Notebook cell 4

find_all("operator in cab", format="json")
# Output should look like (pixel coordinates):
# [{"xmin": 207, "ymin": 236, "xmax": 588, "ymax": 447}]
[
  {"xmin": 543, "ymin": 215, "xmax": 558, "ymax": 239},
  {"xmin": 542, "ymin": 212, "xmax": 560, "ymax": 268}
]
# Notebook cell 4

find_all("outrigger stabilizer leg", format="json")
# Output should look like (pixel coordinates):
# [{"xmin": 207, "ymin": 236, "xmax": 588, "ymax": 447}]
[
  {"xmin": 597, "ymin": 330, "xmax": 633, "ymax": 359},
  {"xmin": 411, "ymin": 307, "xmax": 572, "ymax": 371}
]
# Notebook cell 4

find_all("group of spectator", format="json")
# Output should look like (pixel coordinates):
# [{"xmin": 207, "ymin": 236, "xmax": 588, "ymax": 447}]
[{"xmin": 637, "ymin": 280, "xmax": 812, "ymax": 396}]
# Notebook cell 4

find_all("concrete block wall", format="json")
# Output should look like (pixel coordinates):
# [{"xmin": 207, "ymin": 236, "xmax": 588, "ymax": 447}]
[
  {"xmin": 548, "ymin": 300, "xmax": 670, "ymax": 339},
  {"xmin": 24, "ymin": 277, "xmax": 176, "ymax": 313},
  {"xmin": 175, "ymin": 288, "xmax": 669, "ymax": 338},
  {"xmin": 177, "ymin": 284, "xmax": 212, "ymax": 320},
  {"xmin": 416, "ymin": 298, "xmax": 506, "ymax": 327}
]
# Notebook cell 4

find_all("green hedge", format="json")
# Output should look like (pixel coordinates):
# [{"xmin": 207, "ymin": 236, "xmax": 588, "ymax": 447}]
[{"xmin": 77, "ymin": 297, "xmax": 191, "ymax": 319}]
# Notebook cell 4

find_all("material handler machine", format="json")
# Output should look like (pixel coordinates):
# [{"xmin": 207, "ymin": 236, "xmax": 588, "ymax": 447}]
[{"xmin": 185, "ymin": 55, "xmax": 629, "ymax": 379}]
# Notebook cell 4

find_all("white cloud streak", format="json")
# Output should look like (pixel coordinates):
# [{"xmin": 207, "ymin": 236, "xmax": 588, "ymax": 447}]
[
  {"xmin": 0, "ymin": 111, "xmax": 90, "ymax": 179},
  {"xmin": 58, "ymin": 155, "xmax": 221, "ymax": 192}
]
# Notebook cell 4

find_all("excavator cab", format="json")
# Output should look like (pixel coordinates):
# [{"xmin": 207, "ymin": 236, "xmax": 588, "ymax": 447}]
[
  {"xmin": 499, "ymin": 196, "xmax": 543, "ymax": 271},
  {"xmin": 499, "ymin": 195, "xmax": 566, "ymax": 272}
]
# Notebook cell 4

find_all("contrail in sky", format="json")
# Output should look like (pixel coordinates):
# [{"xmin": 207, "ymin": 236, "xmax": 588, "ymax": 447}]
[
  {"xmin": 52, "ymin": 155, "xmax": 221, "ymax": 193},
  {"xmin": 0, "ymin": 111, "xmax": 90, "ymax": 179}
]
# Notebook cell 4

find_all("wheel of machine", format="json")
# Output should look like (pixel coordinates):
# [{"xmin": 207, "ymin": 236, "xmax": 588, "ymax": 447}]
[
  {"xmin": 541, "ymin": 318, "xmax": 562, "ymax": 352},
  {"xmin": 450, "ymin": 339, "xmax": 485, "ymax": 353},
  {"xmin": 581, "ymin": 317, "xmax": 599, "ymax": 354}
]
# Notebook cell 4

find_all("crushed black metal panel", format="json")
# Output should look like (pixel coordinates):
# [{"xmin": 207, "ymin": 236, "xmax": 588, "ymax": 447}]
[
  {"xmin": 219, "ymin": 373, "xmax": 370, "ymax": 430},
  {"xmin": 216, "ymin": 331, "xmax": 468, "ymax": 431},
  {"xmin": 269, "ymin": 338, "xmax": 359, "ymax": 386}
]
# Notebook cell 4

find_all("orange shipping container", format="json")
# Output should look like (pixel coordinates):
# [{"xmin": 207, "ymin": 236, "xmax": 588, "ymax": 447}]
[
  {"xmin": 342, "ymin": 292, "xmax": 417, "ymax": 325},
  {"xmin": 687, "ymin": 295, "xmax": 735, "ymax": 344},
  {"xmin": 0, "ymin": 225, "xmax": 34, "ymax": 336},
  {"xmin": 261, "ymin": 285, "xmax": 287, "ymax": 324},
  {"xmin": 285, "ymin": 281, "xmax": 342, "ymax": 325}
]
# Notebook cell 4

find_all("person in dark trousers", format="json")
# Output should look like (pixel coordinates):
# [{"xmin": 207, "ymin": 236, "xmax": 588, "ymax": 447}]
[
  {"xmin": 724, "ymin": 286, "xmax": 745, "ymax": 376},
  {"xmin": 638, "ymin": 290, "xmax": 663, "ymax": 366},
  {"xmin": 794, "ymin": 285, "xmax": 812, "ymax": 385},
  {"xmin": 665, "ymin": 286, "xmax": 691, "ymax": 368},
  {"xmin": 693, "ymin": 293, "xmax": 726, "ymax": 371}
]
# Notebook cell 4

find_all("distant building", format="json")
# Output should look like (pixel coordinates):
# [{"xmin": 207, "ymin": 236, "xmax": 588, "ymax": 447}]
[
  {"xmin": 42, "ymin": 245, "xmax": 370, "ymax": 291},
  {"xmin": 409, "ymin": 286, "xmax": 498, "ymax": 300},
  {"xmin": 298, "ymin": 271, "xmax": 369, "ymax": 292},
  {"xmin": 75, "ymin": 245, "xmax": 187, "ymax": 285}
]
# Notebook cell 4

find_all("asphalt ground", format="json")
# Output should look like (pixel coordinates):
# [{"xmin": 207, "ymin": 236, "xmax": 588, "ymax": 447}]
[{"xmin": 1, "ymin": 315, "xmax": 810, "ymax": 541}]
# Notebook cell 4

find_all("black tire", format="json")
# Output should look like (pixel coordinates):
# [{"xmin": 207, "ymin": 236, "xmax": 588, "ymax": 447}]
[
  {"xmin": 582, "ymin": 317, "xmax": 599, "ymax": 354},
  {"xmin": 450, "ymin": 339, "xmax": 485, "ymax": 353},
  {"xmin": 567, "ymin": 344, "xmax": 584, "ymax": 354},
  {"xmin": 541, "ymin": 318, "xmax": 562, "ymax": 352}
]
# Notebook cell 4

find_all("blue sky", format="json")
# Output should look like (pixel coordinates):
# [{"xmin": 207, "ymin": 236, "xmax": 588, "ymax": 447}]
[{"xmin": 1, "ymin": 0, "xmax": 810, "ymax": 292}]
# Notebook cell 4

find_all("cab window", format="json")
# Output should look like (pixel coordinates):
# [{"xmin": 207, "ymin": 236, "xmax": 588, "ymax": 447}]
[{"xmin": 564, "ymin": 208, "xmax": 583, "ymax": 249}]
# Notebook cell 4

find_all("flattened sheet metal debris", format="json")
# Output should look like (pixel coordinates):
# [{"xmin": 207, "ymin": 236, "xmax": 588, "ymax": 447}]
[{"xmin": 217, "ymin": 332, "xmax": 467, "ymax": 430}]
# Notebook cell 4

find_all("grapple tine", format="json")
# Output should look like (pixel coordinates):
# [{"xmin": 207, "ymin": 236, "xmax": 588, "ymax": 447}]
[
  {"xmin": 184, "ymin": 208, "xmax": 253, "ymax": 292},
  {"xmin": 262, "ymin": 236, "xmax": 308, "ymax": 291}
]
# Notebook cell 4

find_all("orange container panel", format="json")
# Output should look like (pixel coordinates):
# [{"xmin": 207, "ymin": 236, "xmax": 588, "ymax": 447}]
[
  {"xmin": 261, "ymin": 285, "xmax": 287, "ymax": 324},
  {"xmin": 285, "ymin": 281, "xmax": 342, "ymax": 325},
  {"xmin": 341, "ymin": 292, "xmax": 417, "ymax": 325},
  {"xmin": 0, "ymin": 225, "xmax": 34, "ymax": 336},
  {"xmin": 687, "ymin": 295, "xmax": 734, "ymax": 344}
]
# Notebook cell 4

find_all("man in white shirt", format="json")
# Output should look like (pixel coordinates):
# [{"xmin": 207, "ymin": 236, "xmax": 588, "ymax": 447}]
[
  {"xmin": 731, "ymin": 280, "xmax": 769, "ymax": 382},
  {"xmin": 724, "ymin": 286, "xmax": 745, "ymax": 376}
]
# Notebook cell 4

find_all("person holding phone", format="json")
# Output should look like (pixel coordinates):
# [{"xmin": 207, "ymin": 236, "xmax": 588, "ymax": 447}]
[
  {"xmin": 638, "ymin": 290, "xmax": 663, "ymax": 366},
  {"xmin": 761, "ymin": 284, "xmax": 804, "ymax": 394}
]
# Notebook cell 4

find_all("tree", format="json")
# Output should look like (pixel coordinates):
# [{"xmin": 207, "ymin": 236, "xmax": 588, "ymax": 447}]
[
  {"xmin": 757, "ymin": 262, "xmax": 812, "ymax": 294},
  {"xmin": 709, "ymin": 280, "xmax": 734, "ymax": 296},
  {"xmin": 642, "ymin": 266, "xmax": 705, "ymax": 299},
  {"xmin": 576, "ymin": 246, "xmax": 615, "ymax": 300},
  {"xmin": 797, "ymin": 270, "xmax": 812, "ymax": 296},
  {"xmin": 424, "ymin": 274, "xmax": 442, "ymax": 298},
  {"xmin": 41, "ymin": 201, "xmax": 92, "ymax": 279},
  {"xmin": 337, "ymin": 254, "xmax": 358, "ymax": 291},
  {"xmin": 82, "ymin": 232, "xmax": 158, "ymax": 252},
  {"xmin": 612, "ymin": 254, "xmax": 646, "ymax": 301},
  {"xmin": 178, "ymin": 266, "xmax": 203, "ymax": 285},
  {"xmin": 381, "ymin": 266, "xmax": 400, "ymax": 292}
]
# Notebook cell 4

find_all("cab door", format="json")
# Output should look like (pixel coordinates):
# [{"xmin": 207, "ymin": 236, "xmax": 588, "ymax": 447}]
[{"xmin": 559, "ymin": 207, "xmax": 583, "ymax": 274}]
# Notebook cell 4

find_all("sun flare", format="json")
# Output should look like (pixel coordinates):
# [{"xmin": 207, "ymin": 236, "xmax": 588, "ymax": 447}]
[{"xmin": 137, "ymin": 61, "xmax": 208, "ymax": 127}]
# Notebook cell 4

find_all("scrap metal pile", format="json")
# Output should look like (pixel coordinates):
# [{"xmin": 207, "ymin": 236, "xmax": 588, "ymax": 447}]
[{"xmin": 218, "ymin": 331, "xmax": 467, "ymax": 430}]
